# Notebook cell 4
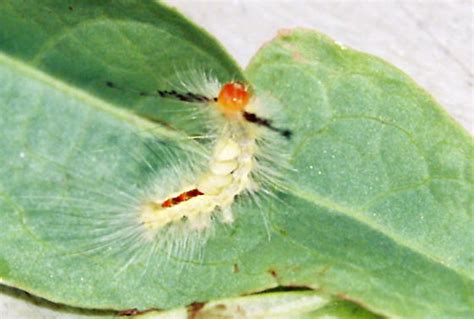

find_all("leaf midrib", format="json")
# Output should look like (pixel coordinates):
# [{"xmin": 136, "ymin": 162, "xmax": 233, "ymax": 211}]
[
  {"xmin": 287, "ymin": 184, "xmax": 472, "ymax": 281},
  {"xmin": 0, "ymin": 51, "xmax": 190, "ymax": 143}
]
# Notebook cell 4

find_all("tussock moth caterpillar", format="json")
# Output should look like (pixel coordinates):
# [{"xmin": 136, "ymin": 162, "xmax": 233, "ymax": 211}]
[
  {"xmin": 19, "ymin": 70, "xmax": 293, "ymax": 274},
  {"xmin": 138, "ymin": 79, "xmax": 291, "ymax": 232}
]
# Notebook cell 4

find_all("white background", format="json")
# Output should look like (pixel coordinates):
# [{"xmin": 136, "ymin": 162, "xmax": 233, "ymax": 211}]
[{"xmin": 1, "ymin": 1, "xmax": 472, "ymax": 318}]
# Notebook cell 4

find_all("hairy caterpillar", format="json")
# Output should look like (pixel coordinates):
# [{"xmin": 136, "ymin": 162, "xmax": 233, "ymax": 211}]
[
  {"xmin": 136, "ymin": 80, "xmax": 291, "ymax": 229},
  {"xmin": 19, "ymin": 71, "xmax": 292, "ymax": 274}
]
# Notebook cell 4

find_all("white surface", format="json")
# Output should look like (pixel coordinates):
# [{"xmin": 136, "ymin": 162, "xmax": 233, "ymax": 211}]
[{"xmin": 1, "ymin": 1, "xmax": 472, "ymax": 318}]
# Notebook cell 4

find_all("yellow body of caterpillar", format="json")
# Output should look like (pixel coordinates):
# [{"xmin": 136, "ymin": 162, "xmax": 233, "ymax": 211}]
[{"xmin": 140, "ymin": 82, "xmax": 259, "ymax": 231}]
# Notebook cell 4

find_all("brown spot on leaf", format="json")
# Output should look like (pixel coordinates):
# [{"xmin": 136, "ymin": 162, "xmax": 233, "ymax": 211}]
[
  {"xmin": 187, "ymin": 302, "xmax": 205, "ymax": 319},
  {"xmin": 214, "ymin": 304, "xmax": 226, "ymax": 310},
  {"xmin": 117, "ymin": 308, "xmax": 159, "ymax": 317},
  {"xmin": 233, "ymin": 264, "xmax": 240, "ymax": 273},
  {"xmin": 268, "ymin": 269, "xmax": 278, "ymax": 278},
  {"xmin": 117, "ymin": 308, "xmax": 141, "ymax": 316}
]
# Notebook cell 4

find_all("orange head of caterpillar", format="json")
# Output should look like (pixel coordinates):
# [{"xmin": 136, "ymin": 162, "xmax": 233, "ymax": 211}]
[
  {"xmin": 216, "ymin": 82, "xmax": 251, "ymax": 117},
  {"xmin": 216, "ymin": 81, "xmax": 292, "ymax": 139}
]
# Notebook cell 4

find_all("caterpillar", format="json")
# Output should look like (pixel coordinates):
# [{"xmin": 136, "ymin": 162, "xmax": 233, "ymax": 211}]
[
  {"xmin": 102, "ymin": 75, "xmax": 292, "ymax": 265},
  {"xmin": 137, "ymin": 81, "xmax": 291, "ymax": 232},
  {"xmin": 19, "ymin": 72, "xmax": 292, "ymax": 273}
]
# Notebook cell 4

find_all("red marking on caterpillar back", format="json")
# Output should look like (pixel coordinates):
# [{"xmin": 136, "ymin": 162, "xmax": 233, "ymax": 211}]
[{"xmin": 161, "ymin": 188, "xmax": 204, "ymax": 208}]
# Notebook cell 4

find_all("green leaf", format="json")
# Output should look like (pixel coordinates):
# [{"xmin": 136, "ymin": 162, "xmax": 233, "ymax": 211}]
[
  {"xmin": 0, "ymin": 0, "xmax": 244, "ymax": 135},
  {"xmin": 0, "ymin": 1, "xmax": 472, "ymax": 318},
  {"xmin": 245, "ymin": 29, "xmax": 474, "ymax": 318},
  {"xmin": 0, "ymin": 0, "xmax": 252, "ymax": 311}
]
